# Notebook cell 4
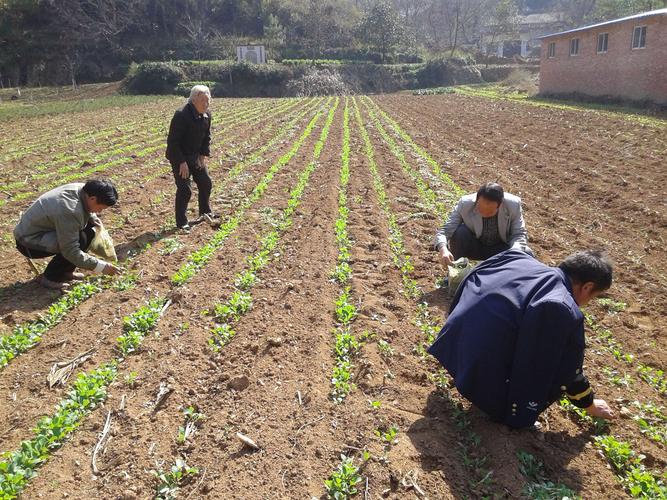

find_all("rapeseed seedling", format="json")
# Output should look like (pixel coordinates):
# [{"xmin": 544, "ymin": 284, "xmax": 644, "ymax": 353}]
[
  {"xmin": 154, "ymin": 458, "xmax": 199, "ymax": 500},
  {"xmin": 324, "ymin": 455, "xmax": 362, "ymax": 500},
  {"xmin": 517, "ymin": 451, "xmax": 580, "ymax": 500}
]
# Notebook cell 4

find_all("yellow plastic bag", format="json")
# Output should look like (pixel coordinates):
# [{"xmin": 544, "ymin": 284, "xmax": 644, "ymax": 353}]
[{"xmin": 87, "ymin": 223, "xmax": 117, "ymax": 262}]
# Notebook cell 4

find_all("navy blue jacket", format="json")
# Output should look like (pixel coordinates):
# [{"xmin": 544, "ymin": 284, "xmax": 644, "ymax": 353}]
[{"xmin": 428, "ymin": 250, "xmax": 592, "ymax": 428}]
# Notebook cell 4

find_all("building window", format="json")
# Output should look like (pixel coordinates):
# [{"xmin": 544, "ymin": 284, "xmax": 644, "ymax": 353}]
[
  {"xmin": 632, "ymin": 26, "xmax": 647, "ymax": 49},
  {"xmin": 548, "ymin": 42, "xmax": 556, "ymax": 58},
  {"xmin": 570, "ymin": 38, "xmax": 579, "ymax": 56},
  {"xmin": 597, "ymin": 33, "xmax": 608, "ymax": 53}
]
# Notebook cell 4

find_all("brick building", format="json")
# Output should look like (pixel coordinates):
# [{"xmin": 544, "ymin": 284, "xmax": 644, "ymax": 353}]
[{"xmin": 538, "ymin": 8, "xmax": 667, "ymax": 104}]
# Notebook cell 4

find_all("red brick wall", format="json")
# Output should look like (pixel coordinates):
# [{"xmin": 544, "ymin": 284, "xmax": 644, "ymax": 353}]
[{"xmin": 539, "ymin": 14, "xmax": 667, "ymax": 104}]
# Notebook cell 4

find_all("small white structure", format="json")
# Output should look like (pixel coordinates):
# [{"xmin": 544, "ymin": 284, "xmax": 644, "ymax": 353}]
[
  {"xmin": 481, "ymin": 12, "xmax": 567, "ymax": 58},
  {"xmin": 236, "ymin": 45, "xmax": 267, "ymax": 64}
]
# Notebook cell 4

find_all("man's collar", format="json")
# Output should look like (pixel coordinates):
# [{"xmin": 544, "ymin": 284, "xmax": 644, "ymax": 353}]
[
  {"xmin": 556, "ymin": 268, "xmax": 574, "ymax": 296},
  {"xmin": 187, "ymin": 102, "xmax": 205, "ymax": 119}
]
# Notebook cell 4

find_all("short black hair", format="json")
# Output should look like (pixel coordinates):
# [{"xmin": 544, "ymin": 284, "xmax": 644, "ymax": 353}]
[
  {"xmin": 83, "ymin": 178, "xmax": 118, "ymax": 206},
  {"xmin": 559, "ymin": 250, "xmax": 613, "ymax": 292},
  {"xmin": 476, "ymin": 182, "xmax": 504, "ymax": 205}
]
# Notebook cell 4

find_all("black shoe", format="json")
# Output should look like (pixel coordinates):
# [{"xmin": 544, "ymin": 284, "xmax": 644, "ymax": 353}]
[{"xmin": 177, "ymin": 224, "xmax": 191, "ymax": 232}]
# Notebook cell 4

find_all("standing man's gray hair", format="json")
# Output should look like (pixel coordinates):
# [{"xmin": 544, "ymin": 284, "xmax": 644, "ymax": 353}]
[{"xmin": 189, "ymin": 84, "xmax": 211, "ymax": 102}]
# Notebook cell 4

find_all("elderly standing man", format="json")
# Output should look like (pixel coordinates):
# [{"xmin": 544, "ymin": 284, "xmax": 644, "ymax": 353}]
[
  {"xmin": 14, "ymin": 179, "xmax": 121, "ymax": 290},
  {"xmin": 435, "ymin": 182, "xmax": 533, "ymax": 265},
  {"xmin": 166, "ymin": 84, "xmax": 214, "ymax": 230}
]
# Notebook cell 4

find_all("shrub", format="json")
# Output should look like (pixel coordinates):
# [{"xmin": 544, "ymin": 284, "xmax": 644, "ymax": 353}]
[
  {"xmin": 286, "ymin": 68, "xmax": 350, "ymax": 97},
  {"xmin": 416, "ymin": 58, "xmax": 482, "ymax": 88},
  {"xmin": 122, "ymin": 62, "xmax": 185, "ymax": 94},
  {"xmin": 174, "ymin": 81, "xmax": 217, "ymax": 97}
]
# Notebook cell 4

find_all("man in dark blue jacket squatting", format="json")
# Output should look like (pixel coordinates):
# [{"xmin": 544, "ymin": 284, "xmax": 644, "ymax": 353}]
[{"xmin": 428, "ymin": 249, "xmax": 615, "ymax": 429}]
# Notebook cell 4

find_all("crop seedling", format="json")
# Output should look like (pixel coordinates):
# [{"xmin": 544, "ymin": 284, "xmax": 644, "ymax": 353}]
[
  {"xmin": 324, "ymin": 455, "xmax": 362, "ymax": 500},
  {"xmin": 177, "ymin": 406, "xmax": 205, "ymax": 444},
  {"xmin": 330, "ymin": 261, "xmax": 352, "ymax": 284},
  {"xmin": 0, "ymin": 363, "xmax": 117, "ymax": 498},
  {"xmin": 377, "ymin": 339, "xmax": 394, "ymax": 358},
  {"xmin": 603, "ymin": 367, "xmax": 633, "ymax": 388},
  {"xmin": 0, "ymin": 279, "xmax": 101, "ymax": 371},
  {"xmin": 597, "ymin": 297, "xmax": 627, "ymax": 313},
  {"xmin": 334, "ymin": 288, "xmax": 357, "ymax": 325},
  {"xmin": 124, "ymin": 371, "xmax": 138, "ymax": 388},
  {"xmin": 517, "ymin": 451, "xmax": 580, "ymax": 500},
  {"xmin": 631, "ymin": 401, "xmax": 667, "ymax": 444},
  {"xmin": 159, "ymin": 237, "xmax": 183, "ymax": 256},
  {"xmin": 209, "ymin": 324, "xmax": 236, "ymax": 351},
  {"xmin": 154, "ymin": 458, "xmax": 199, "ymax": 500},
  {"xmin": 331, "ymin": 361, "xmax": 354, "ymax": 404},
  {"xmin": 214, "ymin": 291, "xmax": 252, "ymax": 322},
  {"xmin": 110, "ymin": 271, "xmax": 138, "ymax": 292},
  {"xmin": 559, "ymin": 398, "xmax": 609, "ymax": 435},
  {"xmin": 594, "ymin": 435, "xmax": 667, "ymax": 497},
  {"xmin": 117, "ymin": 298, "xmax": 166, "ymax": 356},
  {"xmin": 375, "ymin": 425, "xmax": 399, "ymax": 446},
  {"xmin": 234, "ymin": 269, "xmax": 258, "ymax": 290},
  {"xmin": 428, "ymin": 369, "xmax": 451, "ymax": 390}
]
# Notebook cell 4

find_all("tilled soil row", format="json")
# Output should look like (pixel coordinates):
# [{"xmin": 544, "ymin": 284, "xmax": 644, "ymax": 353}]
[
  {"xmin": 357, "ymin": 98, "xmax": 634, "ymax": 498},
  {"xmin": 0, "ymin": 102, "xmax": 331, "ymax": 460},
  {"xmin": 21, "ymin": 100, "xmax": 342, "ymax": 499},
  {"xmin": 311, "ymin": 100, "xmax": 465, "ymax": 498}
]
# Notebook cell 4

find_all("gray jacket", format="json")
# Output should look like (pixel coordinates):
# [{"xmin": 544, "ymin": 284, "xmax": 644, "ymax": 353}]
[
  {"xmin": 435, "ymin": 193, "xmax": 530, "ymax": 252},
  {"xmin": 14, "ymin": 183, "xmax": 104, "ymax": 271}
]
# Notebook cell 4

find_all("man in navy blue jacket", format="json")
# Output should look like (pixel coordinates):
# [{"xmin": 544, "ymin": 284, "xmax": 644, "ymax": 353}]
[{"xmin": 428, "ymin": 249, "xmax": 615, "ymax": 429}]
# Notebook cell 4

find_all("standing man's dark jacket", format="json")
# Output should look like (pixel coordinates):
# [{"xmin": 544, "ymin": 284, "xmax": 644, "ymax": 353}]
[
  {"xmin": 428, "ymin": 250, "xmax": 594, "ymax": 428},
  {"xmin": 165, "ymin": 102, "xmax": 211, "ymax": 166}
]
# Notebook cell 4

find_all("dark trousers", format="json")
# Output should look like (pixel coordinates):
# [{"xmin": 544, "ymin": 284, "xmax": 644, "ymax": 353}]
[
  {"xmin": 171, "ymin": 157, "xmax": 212, "ymax": 227},
  {"xmin": 16, "ymin": 222, "xmax": 96, "ymax": 281},
  {"xmin": 449, "ymin": 223, "xmax": 510, "ymax": 261}
]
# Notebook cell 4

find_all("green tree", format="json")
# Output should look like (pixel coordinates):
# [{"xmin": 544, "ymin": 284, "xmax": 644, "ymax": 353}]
[
  {"xmin": 594, "ymin": 0, "xmax": 666, "ymax": 21},
  {"xmin": 264, "ymin": 12, "xmax": 286, "ymax": 59},
  {"xmin": 483, "ymin": 0, "xmax": 519, "ymax": 57},
  {"xmin": 358, "ymin": 0, "xmax": 404, "ymax": 62}
]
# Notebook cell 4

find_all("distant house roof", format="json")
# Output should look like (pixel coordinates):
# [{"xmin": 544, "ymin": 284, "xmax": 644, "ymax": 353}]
[{"xmin": 539, "ymin": 8, "xmax": 667, "ymax": 39}]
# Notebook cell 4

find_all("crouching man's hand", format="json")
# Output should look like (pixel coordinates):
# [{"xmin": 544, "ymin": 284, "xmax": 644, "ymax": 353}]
[
  {"xmin": 103, "ymin": 263, "xmax": 122, "ymax": 276},
  {"xmin": 439, "ymin": 245, "xmax": 454, "ymax": 266},
  {"xmin": 585, "ymin": 399, "xmax": 614, "ymax": 419}
]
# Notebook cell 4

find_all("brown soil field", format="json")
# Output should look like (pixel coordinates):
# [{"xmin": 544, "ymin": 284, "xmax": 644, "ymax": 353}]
[{"xmin": 0, "ymin": 93, "xmax": 665, "ymax": 499}]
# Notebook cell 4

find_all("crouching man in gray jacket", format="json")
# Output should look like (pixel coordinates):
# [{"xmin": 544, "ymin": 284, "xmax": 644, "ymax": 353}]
[
  {"xmin": 14, "ymin": 179, "xmax": 121, "ymax": 290},
  {"xmin": 435, "ymin": 182, "xmax": 534, "ymax": 265}
]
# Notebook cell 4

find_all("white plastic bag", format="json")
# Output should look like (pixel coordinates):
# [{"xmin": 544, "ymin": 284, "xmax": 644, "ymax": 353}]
[
  {"xmin": 447, "ymin": 257, "xmax": 476, "ymax": 295},
  {"xmin": 87, "ymin": 223, "xmax": 117, "ymax": 262}
]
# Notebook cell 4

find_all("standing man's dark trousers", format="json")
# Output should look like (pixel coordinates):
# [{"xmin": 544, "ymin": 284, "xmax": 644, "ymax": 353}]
[
  {"xmin": 171, "ymin": 155, "xmax": 212, "ymax": 228},
  {"xmin": 16, "ymin": 222, "xmax": 96, "ymax": 282},
  {"xmin": 449, "ymin": 224, "xmax": 510, "ymax": 261}
]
